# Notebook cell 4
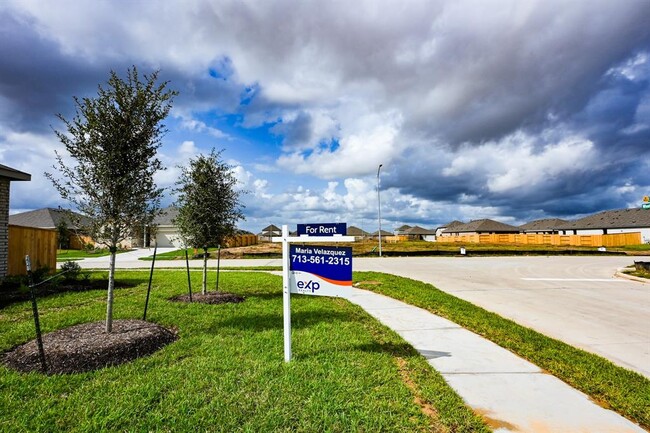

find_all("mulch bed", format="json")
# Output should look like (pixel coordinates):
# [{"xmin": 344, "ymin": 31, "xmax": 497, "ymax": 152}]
[
  {"xmin": 170, "ymin": 292, "xmax": 245, "ymax": 304},
  {"xmin": 2, "ymin": 319, "xmax": 177, "ymax": 375}
]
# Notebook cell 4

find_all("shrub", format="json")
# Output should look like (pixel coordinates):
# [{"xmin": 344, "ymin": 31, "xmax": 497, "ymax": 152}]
[{"xmin": 60, "ymin": 260, "xmax": 82, "ymax": 281}]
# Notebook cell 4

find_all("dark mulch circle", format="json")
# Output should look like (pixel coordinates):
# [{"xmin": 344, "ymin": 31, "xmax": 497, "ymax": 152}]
[
  {"xmin": 170, "ymin": 291, "xmax": 245, "ymax": 304},
  {"xmin": 2, "ymin": 319, "xmax": 177, "ymax": 375}
]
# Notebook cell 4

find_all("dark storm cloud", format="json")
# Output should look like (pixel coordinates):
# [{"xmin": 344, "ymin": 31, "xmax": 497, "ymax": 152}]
[
  {"xmin": 0, "ymin": 11, "xmax": 243, "ymax": 134},
  {"xmin": 2, "ymin": 0, "xmax": 650, "ymax": 227},
  {"xmin": 0, "ymin": 12, "xmax": 108, "ymax": 132}
]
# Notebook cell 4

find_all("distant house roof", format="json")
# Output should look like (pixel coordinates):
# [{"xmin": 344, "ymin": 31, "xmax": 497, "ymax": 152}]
[
  {"xmin": 371, "ymin": 229, "xmax": 394, "ymax": 236},
  {"xmin": 261, "ymin": 224, "xmax": 281, "ymax": 233},
  {"xmin": 153, "ymin": 206, "xmax": 179, "ymax": 226},
  {"xmin": 404, "ymin": 225, "xmax": 436, "ymax": 235},
  {"xmin": 347, "ymin": 225, "xmax": 369, "ymax": 236},
  {"xmin": 438, "ymin": 220, "xmax": 464, "ymax": 230},
  {"xmin": 444, "ymin": 219, "xmax": 520, "ymax": 234},
  {"xmin": 519, "ymin": 218, "xmax": 569, "ymax": 232},
  {"xmin": 0, "ymin": 163, "xmax": 31, "ymax": 181},
  {"xmin": 556, "ymin": 208, "xmax": 650, "ymax": 230},
  {"xmin": 395, "ymin": 224, "xmax": 412, "ymax": 232},
  {"xmin": 8, "ymin": 208, "xmax": 90, "ymax": 229}
]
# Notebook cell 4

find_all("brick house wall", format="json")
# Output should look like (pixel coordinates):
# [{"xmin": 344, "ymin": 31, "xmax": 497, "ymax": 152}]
[{"xmin": 0, "ymin": 178, "xmax": 9, "ymax": 279}]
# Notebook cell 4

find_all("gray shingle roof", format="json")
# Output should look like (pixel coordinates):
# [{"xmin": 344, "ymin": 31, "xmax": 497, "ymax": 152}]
[
  {"xmin": 438, "ymin": 220, "xmax": 464, "ymax": 230},
  {"xmin": 404, "ymin": 225, "xmax": 436, "ymax": 235},
  {"xmin": 519, "ymin": 218, "xmax": 569, "ymax": 232},
  {"xmin": 261, "ymin": 224, "xmax": 281, "ymax": 233},
  {"xmin": 153, "ymin": 206, "xmax": 179, "ymax": 226},
  {"xmin": 347, "ymin": 225, "xmax": 369, "ymax": 236},
  {"xmin": 556, "ymin": 208, "xmax": 650, "ymax": 230},
  {"xmin": 444, "ymin": 219, "xmax": 520, "ymax": 233},
  {"xmin": 8, "ymin": 208, "xmax": 89, "ymax": 229}
]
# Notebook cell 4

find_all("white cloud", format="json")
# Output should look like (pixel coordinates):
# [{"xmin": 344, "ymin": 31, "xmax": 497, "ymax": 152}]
[
  {"xmin": 0, "ymin": 129, "xmax": 67, "ymax": 210},
  {"xmin": 2, "ymin": 0, "xmax": 649, "ymax": 229},
  {"xmin": 438, "ymin": 130, "xmax": 598, "ymax": 194},
  {"xmin": 487, "ymin": 138, "xmax": 595, "ymax": 193},
  {"xmin": 179, "ymin": 117, "xmax": 228, "ymax": 139},
  {"xmin": 277, "ymin": 110, "xmax": 403, "ymax": 178}
]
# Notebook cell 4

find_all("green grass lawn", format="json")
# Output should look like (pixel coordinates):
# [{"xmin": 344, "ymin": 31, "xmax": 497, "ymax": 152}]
[
  {"xmin": 0, "ymin": 271, "xmax": 488, "ymax": 432},
  {"xmin": 355, "ymin": 272, "xmax": 650, "ymax": 430}
]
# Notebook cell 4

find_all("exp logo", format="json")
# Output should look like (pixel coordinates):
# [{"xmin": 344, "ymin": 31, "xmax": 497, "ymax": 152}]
[{"xmin": 296, "ymin": 280, "xmax": 320, "ymax": 292}]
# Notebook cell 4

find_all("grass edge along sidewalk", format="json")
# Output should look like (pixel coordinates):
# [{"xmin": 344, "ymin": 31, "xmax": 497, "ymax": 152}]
[
  {"xmin": 354, "ymin": 271, "xmax": 650, "ymax": 430},
  {"xmin": 0, "ymin": 270, "xmax": 489, "ymax": 433}
]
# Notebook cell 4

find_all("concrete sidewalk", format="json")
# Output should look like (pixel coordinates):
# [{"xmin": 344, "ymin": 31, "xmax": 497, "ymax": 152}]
[{"xmin": 346, "ymin": 287, "xmax": 645, "ymax": 433}]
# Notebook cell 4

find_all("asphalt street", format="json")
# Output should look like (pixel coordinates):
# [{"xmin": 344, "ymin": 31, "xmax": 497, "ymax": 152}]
[{"xmin": 74, "ymin": 251, "xmax": 650, "ymax": 378}]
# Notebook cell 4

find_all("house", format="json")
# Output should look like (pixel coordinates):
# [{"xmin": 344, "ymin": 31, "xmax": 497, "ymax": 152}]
[
  {"xmin": 442, "ymin": 219, "xmax": 520, "ymax": 236},
  {"xmin": 519, "ymin": 218, "xmax": 569, "ymax": 234},
  {"xmin": 8, "ymin": 207, "xmax": 91, "ymax": 231},
  {"xmin": 556, "ymin": 208, "xmax": 650, "ymax": 243},
  {"xmin": 148, "ymin": 206, "xmax": 257, "ymax": 248},
  {"xmin": 435, "ymin": 220, "xmax": 464, "ymax": 237},
  {"xmin": 1, "ymin": 164, "xmax": 31, "ymax": 279},
  {"xmin": 370, "ymin": 229, "xmax": 394, "ymax": 238},
  {"xmin": 403, "ymin": 225, "xmax": 437, "ymax": 241},
  {"xmin": 347, "ymin": 225, "xmax": 370, "ymax": 240},
  {"xmin": 151, "ymin": 206, "xmax": 183, "ymax": 248},
  {"xmin": 258, "ymin": 224, "xmax": 281, "ymax": 241},
  {"xmin": 394, "ymin": 224, "xmax": 412, "ymax": 235}
]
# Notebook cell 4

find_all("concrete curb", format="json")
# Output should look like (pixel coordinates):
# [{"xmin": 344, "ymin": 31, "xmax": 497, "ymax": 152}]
[{"xmin": 615, "ymin": 269, "xmax": 650, "ymax": 284}]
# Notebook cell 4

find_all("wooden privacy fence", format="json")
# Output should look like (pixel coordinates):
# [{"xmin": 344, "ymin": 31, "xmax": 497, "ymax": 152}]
[
  {"xmin": 69, "ymin": 234, "xmax": 94, "ymax": 250},
  {"xmin": 224, "ymin": 234, "xmax": 258, "ymax": 248},
  {"xmin": 8, "ymin": 225, "xmax": 57, "ymax": 276},
  {"xmin": 436, "ymin": 232, "xmax": 641, "ymax": 247}
]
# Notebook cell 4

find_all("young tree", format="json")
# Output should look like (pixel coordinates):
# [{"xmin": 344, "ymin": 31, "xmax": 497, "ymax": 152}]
[
  {"xmin": 55, "ymin": 219, "xmax": 70, "ymax": 250},
  {"xmin": 47, "ymin": 66, "xmax": 177, "ymax": 332},
  {"xmin": 173, "ymin": 149, "xmax": 245, "ymax": 294}
]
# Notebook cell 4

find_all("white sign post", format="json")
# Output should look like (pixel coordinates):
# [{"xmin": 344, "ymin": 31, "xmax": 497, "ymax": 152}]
[{"xmin": 273, "ymin": 224, "xmax": 355, "ymax": 362}]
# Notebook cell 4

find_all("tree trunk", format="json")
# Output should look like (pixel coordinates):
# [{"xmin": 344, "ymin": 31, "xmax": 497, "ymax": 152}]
[
  {"xmin": 202, "ymin": 247, "xmax": 208, "ymax": 295},
  {"xmin": 106, "ymin": 247, "xmax": 117, "ymax": 332}
]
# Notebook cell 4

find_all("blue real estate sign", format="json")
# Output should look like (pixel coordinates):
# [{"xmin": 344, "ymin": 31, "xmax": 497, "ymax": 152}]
[{"xmin": 289, "ymin": 244, "xmax": 352, "ymax": 297}]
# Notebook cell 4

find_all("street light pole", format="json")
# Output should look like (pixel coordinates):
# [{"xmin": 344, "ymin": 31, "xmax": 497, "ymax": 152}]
[{"xmin": 377, "ymin": 164, "xmax": 383, "ymax": 257}]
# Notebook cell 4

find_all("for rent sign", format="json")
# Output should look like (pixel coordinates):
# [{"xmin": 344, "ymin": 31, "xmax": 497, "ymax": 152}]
[
  {"xmin": 289, "ymin": 245, "xmax": 352, "ymax": 297},
  {"xmin": 273, "ymin": 224, "xmax": 355, "ymax": 362},
  {"xmin": 297, "ymin": 223, "xmax": 347, "ymax": 236}
]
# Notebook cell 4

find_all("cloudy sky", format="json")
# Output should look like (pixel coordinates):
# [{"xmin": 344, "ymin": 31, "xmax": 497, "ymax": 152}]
[{"xmin": 1, "ymin": 0, "xmax": 649, "ymax": 234}]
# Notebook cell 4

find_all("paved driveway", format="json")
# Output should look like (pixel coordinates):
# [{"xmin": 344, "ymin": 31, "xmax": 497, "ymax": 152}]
[{"xmin": 353, "ymin": 256, "xmax": 650, "ymax": 378}]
